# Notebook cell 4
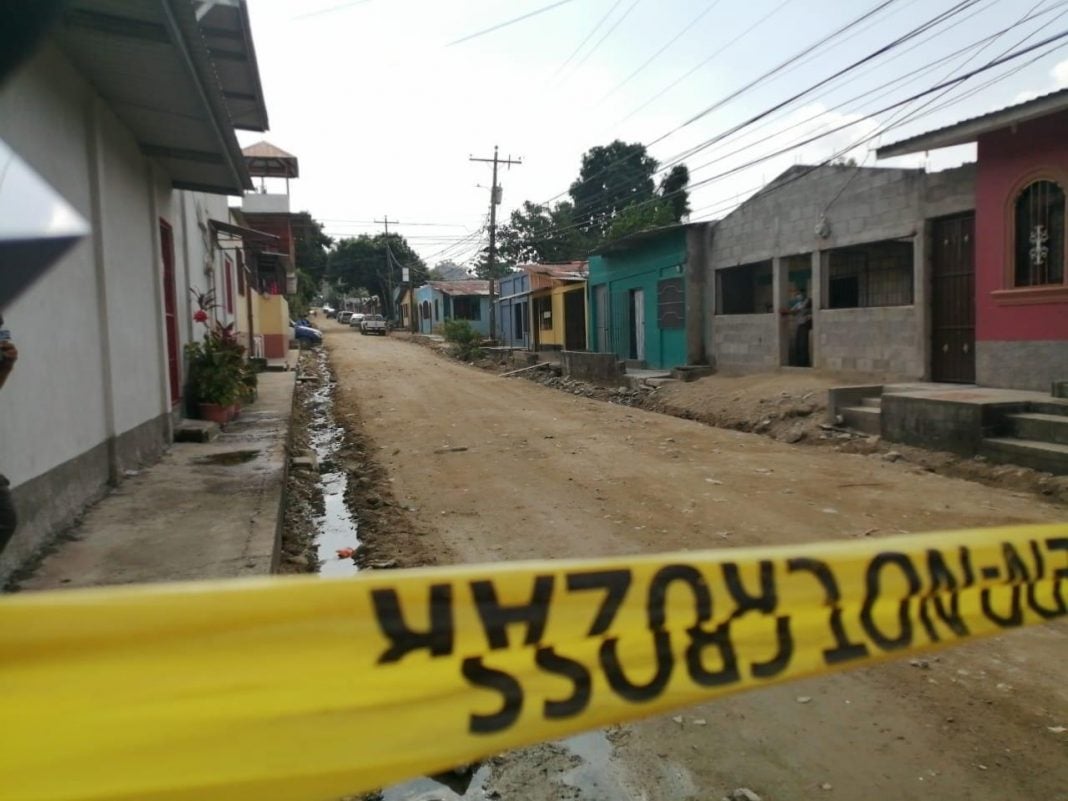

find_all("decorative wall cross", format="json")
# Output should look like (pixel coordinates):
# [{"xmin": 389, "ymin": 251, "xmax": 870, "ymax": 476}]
[{"xmin": 1029, "ymin": 224, "xmax": 1049, "ymax": 267}]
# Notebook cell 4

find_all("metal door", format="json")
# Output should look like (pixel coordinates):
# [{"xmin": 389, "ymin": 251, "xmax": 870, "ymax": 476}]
[
  {"xmin": 632, "ymin": 288, "xmax": 645, "ymax": 362},
  {"xmin": 930, "ymin": 213, "xmax": 976, "ymax": 383},
  {"xmin": 594, "ymin": 285, "xmax": 609, "ymax": 352},
  {"xmin": 564, "ymin": 290, "xmax": 586, "ymax": 350}
]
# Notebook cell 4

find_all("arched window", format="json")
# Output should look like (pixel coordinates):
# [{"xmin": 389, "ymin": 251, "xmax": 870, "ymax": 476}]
[{"xmin": 1014, "ymin": 180, "xmax": 1065, "ymax": 287}]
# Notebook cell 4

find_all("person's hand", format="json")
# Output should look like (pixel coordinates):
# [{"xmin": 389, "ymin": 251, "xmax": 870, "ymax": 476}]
[{"xmin": 0, "ymin": 340, "xmax": 18, "ymax": 372}]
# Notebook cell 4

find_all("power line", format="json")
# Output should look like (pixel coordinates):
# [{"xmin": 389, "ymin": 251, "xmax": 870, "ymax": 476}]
[
  {"xmin": 496, "ymin": 26, "xmax": 1068, "ymax": 250},
  {"xmin": 551, "ymin": 0, "xmax": 625, "ymax": 80},
  {"xmin": 447, "ymin": 0, "xmax": 576, "ymax": 47},
  {"xmin": 613, "ymin": 0, "xmax": 798, "ymax": 128},
  {"xmin": 597, "ymin": 0, "xmax": 723, "ymax": 105},
  {"xmin": 561, "ymin": 0, "xmax": 643, "ymax": 80},
  {"xmin": 537, "ymin": 0, "xmax": 906, "ymax": 215}
]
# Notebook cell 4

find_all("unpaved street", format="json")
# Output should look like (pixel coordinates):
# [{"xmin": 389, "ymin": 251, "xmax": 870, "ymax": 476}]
[{"xmin": 324, "ymin": 324, "xmax": 1067, "ymax": 801}]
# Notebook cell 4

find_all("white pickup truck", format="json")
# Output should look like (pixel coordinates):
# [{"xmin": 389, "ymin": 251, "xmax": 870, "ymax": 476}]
[{"xmin": 359, "ymin": 314, "xmax": 387, "ymax": 336}]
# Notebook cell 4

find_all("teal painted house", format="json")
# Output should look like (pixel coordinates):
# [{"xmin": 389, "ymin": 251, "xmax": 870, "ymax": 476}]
[{"xmin": 587, "ymin": 223, "xmax": 712, "ymax": 369}]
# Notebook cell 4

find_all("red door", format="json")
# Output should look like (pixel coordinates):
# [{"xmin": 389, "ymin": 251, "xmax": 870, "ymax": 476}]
[{"xmin": 160, "ymin": 221, "xmax": 181, "ymax": 406}]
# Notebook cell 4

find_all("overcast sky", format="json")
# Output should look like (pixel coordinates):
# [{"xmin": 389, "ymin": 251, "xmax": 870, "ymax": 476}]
[{"xmin": 238, "ymin": 0, "xmax": 1068, "ymax": 266}]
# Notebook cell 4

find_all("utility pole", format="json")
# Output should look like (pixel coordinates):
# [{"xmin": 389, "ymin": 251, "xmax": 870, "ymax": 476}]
[
  {"xmin": 470, "ymin": 146, "xmax": 521, "ymax": 342},
  {"xmin": 374, "ymin": 215, "xmax": 397, "ymax": 323}
]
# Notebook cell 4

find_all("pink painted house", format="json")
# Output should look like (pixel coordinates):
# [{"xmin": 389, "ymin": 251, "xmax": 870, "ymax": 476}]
[{"xmin": 879, "ymin": 90, "xmax": 1068, "ymax": 391}]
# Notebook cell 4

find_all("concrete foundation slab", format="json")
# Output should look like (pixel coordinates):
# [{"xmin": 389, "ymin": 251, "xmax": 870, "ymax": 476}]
[{"xmin": 13, "ymin": 371, "xmax": 297, "ymax": 591}]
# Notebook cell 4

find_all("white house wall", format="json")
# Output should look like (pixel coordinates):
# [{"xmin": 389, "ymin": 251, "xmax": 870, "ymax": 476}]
[{"xmin": 0, "ymin": 45, "xmax": 235, "ymax": 581}]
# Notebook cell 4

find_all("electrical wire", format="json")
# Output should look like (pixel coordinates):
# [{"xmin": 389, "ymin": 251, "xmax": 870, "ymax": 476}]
[
  {"xmin": 447, "ymin": 0, "xmax": 576, "ymax": 47},
  {"xmin": 613, "ymin": 0, "xmax": 798, "ymax": 128},
  {"xmin": 551, "ymin": 0, "xmax": 625, "ymax": 80},
  {"xmin": 560, "ymin": 0, "xmax": 643, "ymax": 81},
  {"xmin": 596, "ymin": 0, "xmax": 723, "ymax": 105}
]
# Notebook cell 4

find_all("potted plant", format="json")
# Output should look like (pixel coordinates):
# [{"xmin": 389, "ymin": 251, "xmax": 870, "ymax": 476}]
[{"xmin": 186, "ymin": 288, "xmax": 247, "ymax": 423}]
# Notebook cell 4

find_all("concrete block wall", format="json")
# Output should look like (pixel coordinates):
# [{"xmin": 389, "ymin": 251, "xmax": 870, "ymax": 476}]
[
  {"xmin": 977, "ymin": 341, "xmax": 1068, "ymax": 392},
  {"xmin": 816, "ymin": 307, "xmax": 923, "ymax": 378},
  {"xmin": 711, "ymin": 314, "xmax": 779, "ymax": 372},
  {"xmin": 705, "ymin": 164, "xmax": 977, "ymax": 379}
]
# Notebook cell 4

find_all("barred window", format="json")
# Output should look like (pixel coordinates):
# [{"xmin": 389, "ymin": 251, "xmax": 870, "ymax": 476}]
[
  {"xmin": 1015, "ymin": 180, "xmax": 1065, "ymax": 287},
  {"xmin": 717, "ymin": 261, "xmax": 773, "ymax": 314},
  {"xmin": 657, "ymin": 277, "xmax": 685, "ymax": 329},
  {"xmin": 827, "ymin": 241, "xmax": 913, "ymax": 308}
]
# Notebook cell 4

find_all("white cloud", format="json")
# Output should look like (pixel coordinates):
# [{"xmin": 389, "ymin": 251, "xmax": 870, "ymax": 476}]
[{"xmin": 1054, "ymin": 59, "xmax": 1068, "ymax": 88}]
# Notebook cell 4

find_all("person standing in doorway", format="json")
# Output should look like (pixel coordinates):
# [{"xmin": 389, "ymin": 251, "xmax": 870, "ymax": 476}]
[
  {"xmin": 0, "ymin": 314, "xmax": 18, "ymax": 553},
  {"xmin": 784, "ymin": 285, "xmax": 812, "ymax": 367}
]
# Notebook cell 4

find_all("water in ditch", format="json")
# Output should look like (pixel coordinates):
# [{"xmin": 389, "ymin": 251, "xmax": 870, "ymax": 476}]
[{"xmin": 306, "ymin": 350, "xmax": 360, "ymax": 578}]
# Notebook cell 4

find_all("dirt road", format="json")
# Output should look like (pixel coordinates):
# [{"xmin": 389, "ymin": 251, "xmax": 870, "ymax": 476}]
[{"xmin": 324, "ymin": 324, "xmax": 1067, "ymax": 801}]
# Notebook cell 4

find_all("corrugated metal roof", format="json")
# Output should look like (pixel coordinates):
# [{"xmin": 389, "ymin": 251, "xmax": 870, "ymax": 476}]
[
  {"xmin": 429, "ymin": 280, "xmax": 490, "ymax": 296},
  {"xmin": 54, "ymin": 0, "xmax": 255, "ymax": 194},
  {"xmin": 196, "ymin": 0, "xmax": 269, "ymax": 132},
  {"xmin": 877, "ymin": 87, "xmax": 1068, "ymax": 158},
  {"xmin": 519, "ymin": 261, "xmax": 588, "ymax": 281}
]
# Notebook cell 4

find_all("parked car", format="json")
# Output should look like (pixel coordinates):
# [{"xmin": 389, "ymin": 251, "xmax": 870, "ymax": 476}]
[
  {"xmin": 348, "ymin": 313, "xmax": 366, "ymax": 328},
  {"xmin": 338, "ymin": 310, "xmax": 353, "ymax": 324},
  {"xmin": 323, "ymin": 306, "xmax": 336, "ymax": 318},
  {"xmin": 360, "ymin": 314, "xmax": 387, "ymax": 336},
  {"xmin": 291, "ymin": 321, "xmax": 322, "ymax": 345}
]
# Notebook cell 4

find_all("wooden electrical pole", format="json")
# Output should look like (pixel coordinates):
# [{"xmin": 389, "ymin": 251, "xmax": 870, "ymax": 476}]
[
  {"xmin": 374, "ymin": 215, "xmax": 397, "ymax": 323},
  {"xmin": 470, "ymin": 146, "xmax": 521, "ymax": 342}
]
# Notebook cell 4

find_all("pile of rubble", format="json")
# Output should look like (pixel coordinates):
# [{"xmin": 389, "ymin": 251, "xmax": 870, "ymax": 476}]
[{"xmin": 520, "ymin": 368, "xmax": 647, "ymax": 407}]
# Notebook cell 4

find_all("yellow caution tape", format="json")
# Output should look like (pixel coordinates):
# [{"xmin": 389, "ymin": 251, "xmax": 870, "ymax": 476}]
[{"xmin": 1, "ymin": 524, "xmax": 1065, "ymax": 801}]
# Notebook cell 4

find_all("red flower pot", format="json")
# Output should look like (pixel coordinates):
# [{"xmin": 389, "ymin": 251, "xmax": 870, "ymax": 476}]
[{"xmin": 197, "ymin": 403, "xmax": 231, "ymax": 424}]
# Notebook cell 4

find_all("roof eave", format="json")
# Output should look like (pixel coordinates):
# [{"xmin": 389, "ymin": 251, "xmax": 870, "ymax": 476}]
[
  {"xmin": 163, "ymin": 0, "xmax": 252, "ymax": 192},
  {"xmin": 877, "ymin": 90, "xmax": 1068, "ymax": 158},
  {"xmin": 233, "ymin": 0, "xmax": 269, "ymax": 131}
]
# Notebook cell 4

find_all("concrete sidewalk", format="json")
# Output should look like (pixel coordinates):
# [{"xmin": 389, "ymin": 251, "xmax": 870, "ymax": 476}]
[{"xmin": 16, "ymin": 371, "xmax": 297, "ymax": 592}]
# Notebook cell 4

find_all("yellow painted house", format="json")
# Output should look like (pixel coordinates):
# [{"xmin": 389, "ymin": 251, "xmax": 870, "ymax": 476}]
[{"xmin": 526, "ymin": 262, "xmax": 588, "ymax": 351}]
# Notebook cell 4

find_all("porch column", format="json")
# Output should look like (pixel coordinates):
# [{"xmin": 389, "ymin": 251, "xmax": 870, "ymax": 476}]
[
  {"xmin": 913, "ymin": 220, "xmax": 930, "ymax": 380},
  {"xmin": 772, "ymin": 255, "xmax": 785, "ymax": 366},
  {"xmin": 811, "ymin": 250, "xmax": 825, "ymax": 369}
]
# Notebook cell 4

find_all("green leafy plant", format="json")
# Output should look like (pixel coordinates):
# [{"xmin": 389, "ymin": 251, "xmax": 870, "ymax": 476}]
[
  {"xmin": 443, "ymin": 319, "xmax": 483, "ymax": 361},
  {"xmin": 185, "ymin": 288, "xmax": 247, "ymax": 406}
]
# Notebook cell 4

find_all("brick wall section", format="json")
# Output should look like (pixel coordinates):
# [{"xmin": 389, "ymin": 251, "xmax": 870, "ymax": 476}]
[
  {"xmin": 712, "ymin": 314, "xmax": 779, "ymax": 372},
  {"xmin": 817, "ymin": 307, "xmax": 922, "ymax": 377}
]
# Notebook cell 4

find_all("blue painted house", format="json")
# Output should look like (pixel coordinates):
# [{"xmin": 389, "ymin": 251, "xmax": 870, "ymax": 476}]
[
  {"xmin": 413, "ymin": 280, "xmax": 491, "ymax": 336},
  {"xmin": 497, "ymin": 271, "xmax": 532, "ymax": 348},
  {"xmin": 587, "ymin": 223, "xmax": 712, "ymax": 369}
]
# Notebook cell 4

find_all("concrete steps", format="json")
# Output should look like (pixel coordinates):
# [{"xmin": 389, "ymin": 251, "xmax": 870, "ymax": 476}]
[
  {"xmin": 981, "ymin": 437, "xmax": 1068, "ymax": 475},
  {"xmin": 980, "ymin": 405, "xmax": 1068, "ymax": 474},
  {"xmin": 841, "ymin": 404, "xmax": 881, "ymax": 435},
  {"xmin": 1005, "ymin": 412, "xmax": 1068, "ymax": 445}
]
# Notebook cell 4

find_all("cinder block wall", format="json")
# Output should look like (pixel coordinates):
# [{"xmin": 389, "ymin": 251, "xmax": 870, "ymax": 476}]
[
  {"xmin": 706, "ymin": 164, "xmax": 976, "ymax": 380},
  {"xmin": 712, "ymin": 315, "xmax": 779, "ymax": 372},
  {"xmin": 817, "ymin": 307, "xmax": 922, "ymax": 377}
]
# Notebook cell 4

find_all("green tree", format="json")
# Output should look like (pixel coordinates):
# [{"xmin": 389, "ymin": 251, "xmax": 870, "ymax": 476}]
[
  {"xmin": 496, "ymin": 200, "xmax": 591, "ymax": 265},
  {"xmin": 471, "ymin": 245, "xmax": 514, "ymax": 281},
  {"xmin": 658, "ymin": 164, "xmax": 691, "ymax": 222},
  {"xmin": 288, "ymin": 212, "xmax": 332, "ymax": 314},
  {"xmin": 326, "ymin": 233, "xmax": 427, "ymax": 318},
  {"xmin": 569, "ymin": 140, "xmax": 658, "ymax": 239},
  {"xmin": 604, "ymin": 200, "xmax": 676, "ymax": 243},
  {"xmin": 429, "ymin": 260, "xmax": 470, "ymax": 280}
]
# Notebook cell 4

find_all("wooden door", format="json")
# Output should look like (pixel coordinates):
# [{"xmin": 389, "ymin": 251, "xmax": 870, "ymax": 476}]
[
  {"xmin": 930, "ymin": 213, "xmax": 976, "ymax": 383},
  {"xmin": 160, "ymin": 221, "xmax": 181, "ymax": 406}
]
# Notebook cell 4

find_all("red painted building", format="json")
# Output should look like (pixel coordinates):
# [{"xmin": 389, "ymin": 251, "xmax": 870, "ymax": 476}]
[{"xmin": 880, "ymin": 90, "xmax": 1068, "ymax": 391}]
